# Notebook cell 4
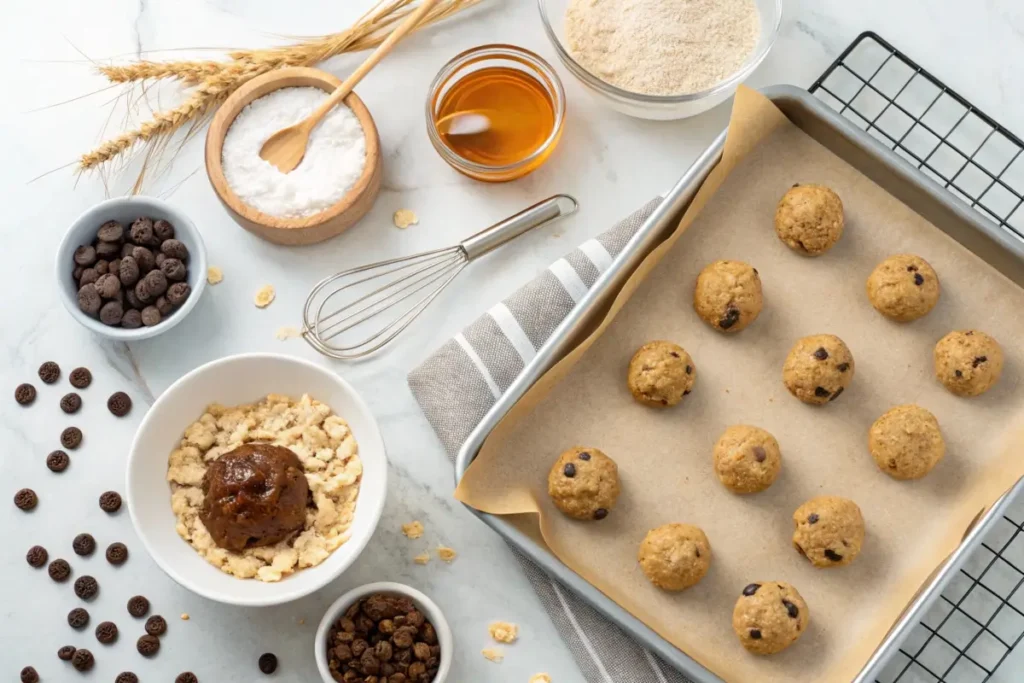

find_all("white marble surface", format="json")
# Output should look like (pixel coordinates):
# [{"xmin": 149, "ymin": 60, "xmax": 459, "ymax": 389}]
[{"xmin": 2, "ymin": 1, "xmax": 1023, "ymax": 681}]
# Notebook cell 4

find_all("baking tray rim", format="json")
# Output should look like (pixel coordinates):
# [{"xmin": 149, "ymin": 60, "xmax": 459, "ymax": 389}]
[{"xmin": 453, "ymin": 84, "xmax": 1024, "ymax": 683}]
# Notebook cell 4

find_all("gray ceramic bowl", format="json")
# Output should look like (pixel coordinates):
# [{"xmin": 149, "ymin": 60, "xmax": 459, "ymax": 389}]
[{"xmin": 56, "ymin": 196, "xmax": 207, "ymax": 340}]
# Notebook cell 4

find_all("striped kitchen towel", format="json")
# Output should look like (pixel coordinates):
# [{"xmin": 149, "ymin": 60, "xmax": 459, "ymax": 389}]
[{"xmin": 409, "ymin": 197, "xmax": 695, "ymax": 683}]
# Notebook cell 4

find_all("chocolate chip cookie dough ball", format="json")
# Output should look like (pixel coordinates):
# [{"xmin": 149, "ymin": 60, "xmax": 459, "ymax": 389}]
[
  {"xmin": 867, "ymin": 254, "xmax": 940, "ymax": 322},
  {"xmin": 774, "ymin": 184, "xmax": 844, "ymax": 255},
  {"xmin": 782, "ymin": 334, "xmax": 854, "ymax": 405},
  {"xmin": 934, "ymin": 330, "xmax": 1004, "ymax": 397},
  {"xmin": 627, "ymin": 341, "xmax": 695, "ymax": 408},
  {"xmin": 547, "ymin": 447, "xmax": 620, "ymax": 521},
  {"xmin": 732, "ymin": 581, "xmax": 809, "ymax": 655},
  {"xmin": 693, "ymin": 260, "xmax": 763, "ymax": 333},
  {"xmin": 638, "ymin": 523, "xmax": 711, "ymax": 591},
  {"xmin": 792, "ymin": 496, "xmax": 864, "ymax": 568},
  {"xmin": 869, "ymin": 405, "xmax": 945, "ymax": 480},
  {"xmin": 713, "ymin": 425, "xmax": 781, "ymax": 494}
]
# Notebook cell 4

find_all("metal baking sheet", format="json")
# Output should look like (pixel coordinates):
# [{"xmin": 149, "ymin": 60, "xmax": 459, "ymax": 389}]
[{"xmin": 454, "ymin": 85, "xmax": 1024, "ymax": 682}]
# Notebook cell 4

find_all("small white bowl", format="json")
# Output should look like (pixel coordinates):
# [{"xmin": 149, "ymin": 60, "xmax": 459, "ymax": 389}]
[
  {"xmin": 315, "ymin": 582, "xmax": 453, "ymax": 683},
  {"xmin": 126, "ymin": 353, "xmax": 388, "ymax": 607},
  {"xmin": 56, "ymin": 196, "xmax": 208, "ymax": 340}
]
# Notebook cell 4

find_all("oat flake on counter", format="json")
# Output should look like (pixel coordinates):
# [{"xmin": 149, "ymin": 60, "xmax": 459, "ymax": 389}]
[
  {"xmin": 206, "ymin": 266, "xmax": 223, "ymax": 285},
  {"xmin": 489, "ymin": 621, "xmax": 519, "ymax": 644},
  {"xmin": 402, "ymin": 520, "xmax": 424, "ymax": 539},
  {"xmin": 437, "ymin": 546, "xmax": 457, "ymax": 563},
  {"xmin": 413, "ymin": 552, "xmax": 430, "ymax": 565},
  {"xmin": 254, "ymin": 285, "xmax": 276, "ymax": 308},
  {"xmin": 481, "ymin": 648, "xmax": 504, "ymax": 663},
  {"xmin": 530, "ymin": 675, "xmax": 552, "ymax": 683},
  {"xmin": 393, "ymin": 209, "xmax": 419, "ymax": 229}
]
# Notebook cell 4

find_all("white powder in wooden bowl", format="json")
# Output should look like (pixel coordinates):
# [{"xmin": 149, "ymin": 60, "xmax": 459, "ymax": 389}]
[{"xmin": 565, "ymin": 0, "xmax": 761, "ymax": 96}]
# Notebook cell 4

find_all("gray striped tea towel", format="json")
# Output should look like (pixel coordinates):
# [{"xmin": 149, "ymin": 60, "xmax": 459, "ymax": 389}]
[{"xmin": 408, "ymin": 197, "xmax": 695, "ymax": 683}]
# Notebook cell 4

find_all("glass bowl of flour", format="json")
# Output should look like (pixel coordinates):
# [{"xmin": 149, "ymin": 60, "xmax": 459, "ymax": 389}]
[{"xmin": 539, "ymin": 0, "xmax": 782, "ymax": 120}]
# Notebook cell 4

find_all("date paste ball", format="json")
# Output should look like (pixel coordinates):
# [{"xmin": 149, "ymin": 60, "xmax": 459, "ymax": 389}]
[
  {"xmin": 934, "ymin": 330, "xmax": 1004, "ymax": 397},
  {"xmin": 732, "ymin": 581, "xmax": 809, "ymax": 655},
  {"xmin": 713, "ymin": 425, "xmax": 782, "ymax": 494},
  {"xmin": 867, "ymin": 254, "xmax": 940, "ymax": 322},
  {"xmin": 627, "ymin": 341, "xmax": 695, "ymax": 408},
  {"xmin": 547, "ymin": 447, "xmax": 620, "ymax": 521},
  {"xmin": 693, "ymin": 260, "xmax": 763, "ymax": 333},
  {"xmin": 638, "ymin": 523, "xmax": 711, "ymax": 591},
  {"xmin": 869, "ymin": 404, "xmax": 945, "ymax": 480},
  {"xmin": 774, "ymin": 184, "xmax": 844, "ymax": 255},
  {"xmin": 792, "ymin": 495, "xmax": 865, "ymax": 568},
  {"xmin": 782, "ymin": 334, "xmax": 854, "ymax": 405}
]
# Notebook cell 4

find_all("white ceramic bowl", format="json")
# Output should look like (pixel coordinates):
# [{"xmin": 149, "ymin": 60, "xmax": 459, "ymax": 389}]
[
  {"xmin": 315, "ymin": 582, "xmax": 453, "ymax": 683},
  {"xmin": 56, "ymin": 196, "xmax": 208, "ymax": 340},
  {"xmin": 126, "ymin": 353, "xmax": 388, "ymax": 606}
]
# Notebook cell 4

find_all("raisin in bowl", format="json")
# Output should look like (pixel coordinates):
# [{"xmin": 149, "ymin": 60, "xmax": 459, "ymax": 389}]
[
  {"xmin": 315, "ymin": 582, "xmax": 453, "ymax": 683},
  {"xmin": 56, "ymin": 196, "xmax": 207, "ymax": 341}
]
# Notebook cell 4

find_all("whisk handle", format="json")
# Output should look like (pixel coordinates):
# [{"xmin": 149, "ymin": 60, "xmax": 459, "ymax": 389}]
[{"xmin": 460, "ymin": 194, "xmax": 579, "ymax": 260}]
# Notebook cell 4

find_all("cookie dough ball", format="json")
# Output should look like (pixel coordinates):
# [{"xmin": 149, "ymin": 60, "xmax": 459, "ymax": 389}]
[
  {"xmin": 934, "ymin": 330, "xmax": 1004, "ymax": 397},
  {"xmin": 627, "ymin": 341, "xmax": 695, "ymax": 408},
  {"xmin": 792, "ymin": 496, "xmax": 864, "ymax": 568},
  {"xmin": 732, "ymin": 581, "xmax": 809, "ymax": 655},
  {"xmin": 866, "ymin": 254, "xmax": 940, "ymax": 322},
  {"xmin": 869, "ymin": 405, "xmax": 945, "ymax": 480},
  {"xmin": 713, "ymin": 425, "xmax": 782, "ymax": 494},
  {"xmin": 782, "ymin": 334, "xmax": 854, "ymax": 405},
  {"xmin": 638, "ymin": 523, "xmax": 711, "ymax": 591},
  {"xmin": 774, "ymin": 184, "xmax": 844, "ymax": 255},
  {"xmin": 547, "ymin": 447, "xmax": 620, "ymax": 521},
  {"xmin": 693, "ymin": 260, "xmax": 763, "ymax": 333}
]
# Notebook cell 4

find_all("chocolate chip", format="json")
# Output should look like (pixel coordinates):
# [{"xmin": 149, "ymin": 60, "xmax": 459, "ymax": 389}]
[
  {"xmin": 47, "ymin": 450, "xmax": 70, "ymax": 473},
  {"xmin": 127, "ymin": 595, "xmax": 150, "ymax": 618},
  {"xmin": 824, "ymin": 549, "xmax": 843, "ymax": 562},
  {"xmin": 829, "ymin": 387, "xmax": 845, "ymax": 401},
  {"xmin": 683, "ymin": 389, "xmax": 691, "ymax": 395},
  {"xmin": 814, "ymin": 386, "xmax": 830, "ymax": 398},
  {"xmin": 695, "ymin": 548, "xmax": 701, "ymax": 558},
  {"xmin": 58, "ymin": 645, "xmax": 77, "ymax": 661},
  {"xmin": 137, "ymin": 634, "xmax": 160, "ymax": 657},
  {"xmin": 807, "ymin": 513, "xmax": 819, "ymax": 524},
  {"xmin": 74, "ymin": 575, "xmax": 99, "ymax": 600},
  {"xmin": 74, "ymin": 245, "xmax": 98, "ymax": 267},
  {"xmin": 973, "ymin": 355, "xmax": 988, "ymax": 368},
  {"xmin": 837, "ymin": 362, "xmax": 850, "ymax": 372},
  {"xmin": 72, "ymin": 648, "xmax": 95, "ymax": 671},
  {"xmin": 783, "ymin": 599, "xmax": 799, "ymax": 619},
  {"xmin": 68, "ymin": 607, "xmax": 90, "ymax": 629},
  {"xmin": 749, "ymin": 629, "xmax": 762, "ymax": 640},
  {"xmin": 719, "ymin": 307, "xmax": 740, "ymax": 330},
  {"xmin": 955, "ymin": 369, "xmax": 963, "ymax": 378},
  {"xmin": 14, "ymin": 488, "xmax": 38, "ymax": 511},
  {"xmin": 176, "ymin": 674, "xmax": 199, "ymax": 683},
  {"xmin": 95, "ymin": 621, "xmax": 118, "ymax": 644},
  {"xmin": 69, "ymin": 367, "xmax": 92, "ymax": 389},
  {"xmin": 117, "ymin": 673, "xmax": 140, "ymax": 683},
  {"xmin": 26, "ymin": 545, "xmax": 48, "ymax": 568},
  {"xmin": 752, "ymin": 446, "xmax": 766, "ymax": 462},
  {"xmin": 795, "ymin": 543, "xmax": 807, "ymax": 558},
  {"xmin": 99, "ymin": 491, "xmax": 122, "ymax": 512},
  {"xmin": 594, "ymin": 508, "xmax": 608, "ymax": 520},
  {"xmin": 15, "ymin": 383, "xmax": 36, "ymax": 405},
  {"xmin": 578, "ymin": 452, "xmax": 591, "ymax": 461},
  {"xmin": 166, "ymin": 281, "xmax": 192, "ymax": 306},
  {"xmin": 966, "ymin": 331, "xmax": 975, "ymax": 336},
  {"xmin": 20, "ymin": 666, "xmax": 39, "ymax": 683},
  {"xmin": 813, "ymin": 347, "xmax": 829, "ymax": 360},
  {"xmin": 912, "ymin": 272, "xmax": 924, "ymax": 286},
  {"xmin": 145, "ymin": 615, "xmax": 167, "ymax": 636},
  {"xmin": 60, "ymin": 392, "xmax": 82, "ymax": 414},
  {"xmin": 685, "ymin": 364, "xmax": 692, "ymax": 374},
  {"xmin": 73, "ymin": 533, "xmax": 96, "ymax": 556},
  {"xmin": 38, "ymin": 361, "xmax": 61, "ymax": 384},
  {"xmin": 107, "ymin": 391, "xmax": 132, "ymax": 417},
  {"xmin": 742, "ymin": 583, "xmax": 760, "ymax": 596},
  {"xmin": 563, "ymin": 463, "xmax": 576, "ymax": 478},
  {"xmin": 61, "ymin": 426, "xmax": 83, "ymax": 449},
  {"xmin": 258, "ymin": 653, "xmax": 278, "ymax": 674},
  {"xmin": 106, "ymin": 542, "xmax": 129, "ymax": 565},
  {"xmin": 669, "ymin": 351, "xmax": 680, "ymax": 358}
]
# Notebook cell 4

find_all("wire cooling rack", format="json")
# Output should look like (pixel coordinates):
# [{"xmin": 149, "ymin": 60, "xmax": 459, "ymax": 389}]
[{"xmin": 810, "ymin": 32, "xmax": 1024, "ymax": 683}]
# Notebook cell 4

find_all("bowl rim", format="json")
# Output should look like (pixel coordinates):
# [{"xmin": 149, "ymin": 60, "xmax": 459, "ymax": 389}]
[
  {"xmin": 314, "ymin": 581, "xmax": 454, "ymax": 683},
  {"xmin": 55, "ymin": 195, "xmax": 208, "ymax": 341},
  {"xmin": 537, "ymin": 0, "xmax": 783, "ymax": 105},
  {"xmin": 125, "ymin": 351, "xmax": 389, "ymax": 607},
  {"xmin": 204, "ymin": 66, "xmax": 381, "ymax": 232}
]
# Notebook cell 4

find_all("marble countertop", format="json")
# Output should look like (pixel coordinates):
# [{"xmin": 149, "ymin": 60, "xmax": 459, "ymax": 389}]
[{"xmin": 3, "ymin": 1, "xmax": 1023, "ymax": 681}]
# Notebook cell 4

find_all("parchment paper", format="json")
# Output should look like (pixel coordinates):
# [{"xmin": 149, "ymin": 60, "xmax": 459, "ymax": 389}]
[{"xmin": 455, "ymin": 88, "xmax": 1024, "ymax": 683}]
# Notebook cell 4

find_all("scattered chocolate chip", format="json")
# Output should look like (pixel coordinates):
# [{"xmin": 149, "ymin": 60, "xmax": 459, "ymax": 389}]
[
  {"xmin": 966, "ymin": 330, "xmax": 975, "ymax": 336},
  {"xmin": 58, "ymin": 645, "xmax": 77, "ymax": 661},
  {"xmin": 914, "ymin": 273, "xmax": 924, "ymax": 286},
  {"xmin": 74, "ymin": 575, "xmax": 99, "ymax": 600},
  {"xmin": 973, "ymin": 355, "xmax": 988, "ymax": 368},
  {"xmin": 752, "ymin": 446, "xmax": 766, "ymax": 462},
  {"xmin": 38, "ymin": 361, "xmax": 61, "ymax": 383},
  {"xmin": 20, "ymin": 666, "xmax": 39, "ymax": 683},
  {"xmin": 824, "ymin": 549, "xmax": 843, "ymax": 562},
  {"xmin": 176, "ymin": 674, "xmax": 199, "ymax": 683},
  {"xmin": 695, "ymin": 548, "xmax": 701, "ymax": 558},
  {"xmin": 107, "ymin": 392, "xmax": 132, "ymax": 417},
  {"xmin": 15, "ymin": 383, "xmax": 36, "ymax": 405},
  {"xmin": 137, "ymin": 634, "xmax": 160, "ymax": 657},
  {"xmin": 145, "ymin": 615, "xmax": 167, "ymax": 636},
  {"xmin": 814, "ymin": 386, "xmax": 830, "ymax": 398},
  {"xmin": 955, "ymin": 369, "xmax": 963, "ymax": 378},
  {"xmin": 563, "ymin": 463, "xmax": 576, "ymax": 478},
  {"xmin": 669, "ymin": 351, "xmax": 680, "ymax": 358},
  {"xmin": 829, "ymin": 387, "xmax": 845, "ymax": 401},
  {"xmin": 14, "ymin": 488, "xmax": 38, "ymax": 511},
  {"xmin": 60, "ymin": 392, "xmax": 82, "ymax": 414},
  {"xmin": 578, "ymin": 452, "xmax": 591, "ymax": 461},
  {"xmin": 718, "ymin": 307, "xmax": 740, "ymax": 330},
  {"xmin": 46, "ymin": 450, "xmax": 70, "ymax": 473},
  {"xmin": 117, "ymin": 673, "xmax": 140, "ymax": 683},
  {"xmin": 73, "ymin": 533, "xmax": 96, "ymax": 556},
  {"xmin": 837, "ymin": 362, "xmax": 850, "ymax": 372},
  {"xmin": 685, "ymin": 364, "xmax": 692, "ymax": 375},
  {"xmin": 61, "ymin": 426, "xmax": 83, "ymax": 450},
  {"xmin": 808, "ymin": 513, "xmax": 819, "ymax": 524},
  {"xmin": 69, "ymin": 367, "xmax": 92, "ymax": 389},
  {"xmin": 258, "ymin": 653, "xmax": 278, "ymax": 674},
  {"xmin": 795, "ymin": 544, "xmax": 807, "ymax": 558},
  {"xmin": 127, "ymin": 595, "xmax": 150, "ymax": 618},
  {"xmin": 68, "ymin": 607, "xmax": 90, "ymax": 629},
  {"xmin": 71, "ymin": 648, "xmax": 95, "ymax": 671},
  {"xmin": 99, "ymin": 491, "xmax": 122, "ymax": 513},
  {"xmin": 95, "ymin": 621, "xmax": 118, "ymax": 644},
  {"xmin": 743, "ymin": 583, "xmax": 761, "ymax": 596},
  {"xmin": 749, "ymin": 629, "xmax": 762, "ymax": 640},
  {"xmin": 106, "ymin": 542, "xmax": 129, "ymax": 565},
  {"xmin": 683, "ymin": 389, "xmax": 691, "ymax": 395},
  {"xmin": 594, "ymin": 508, "xmax": 608, "ymax": 520},
  {"xmin": 26, "ymin": 545, "xmax": 48, "ymax": 568},
  {"xmin": 813, "ymin": 347, "xmax": 829, "ymax": 360},
  {"xmin": 906, "ymin": 264, "xmax": 918, "ymax": 272},
  {"xmin": 783, "ymin": 599, "xmax": 799, "ymax": 619}
]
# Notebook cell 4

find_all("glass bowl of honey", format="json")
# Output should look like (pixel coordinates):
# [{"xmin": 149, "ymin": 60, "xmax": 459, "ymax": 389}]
[{"xmin": 426, "ymin": 44, "xmax": 566, "ymax": 182}]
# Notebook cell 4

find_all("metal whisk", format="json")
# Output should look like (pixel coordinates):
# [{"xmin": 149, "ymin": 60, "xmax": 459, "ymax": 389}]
[{"xmin": 302, "ymin": 194, "xmax": 578, "ymax": 360}]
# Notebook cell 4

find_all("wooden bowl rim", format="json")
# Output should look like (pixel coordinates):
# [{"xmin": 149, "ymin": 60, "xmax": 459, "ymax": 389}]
[{"xmin": 204, "ymin": 66, "xmax": 381, "ymax": 231}]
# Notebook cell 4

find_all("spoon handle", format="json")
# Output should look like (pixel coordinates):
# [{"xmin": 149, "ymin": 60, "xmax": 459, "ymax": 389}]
[{"xmin": 307, "ymin": 0, "xmax": 441, "ymax": 127}]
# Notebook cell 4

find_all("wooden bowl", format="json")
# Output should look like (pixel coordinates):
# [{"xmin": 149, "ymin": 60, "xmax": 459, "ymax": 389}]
[{"xmin": 205, "ymin": 67, "xmax": 382, "ymax": 246}]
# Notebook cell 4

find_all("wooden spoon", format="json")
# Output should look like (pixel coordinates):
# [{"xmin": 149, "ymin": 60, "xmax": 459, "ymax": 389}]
[{"xmin": 259, "ymin": 0, "xmax": 439, "ymax": 173}]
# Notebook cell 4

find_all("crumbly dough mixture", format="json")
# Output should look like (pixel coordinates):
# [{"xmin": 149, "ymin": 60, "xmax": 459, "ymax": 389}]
[
  {"xmin": 402, "ymin": 520, "xmax": 425, "ymax": 539},
  {"xmin": 489, "ymin": 621, "xmax": 519, "ymax": 644},
  {"xmin": 167, "ymin": 393, "xmax": 362, "ymax": 582}
]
